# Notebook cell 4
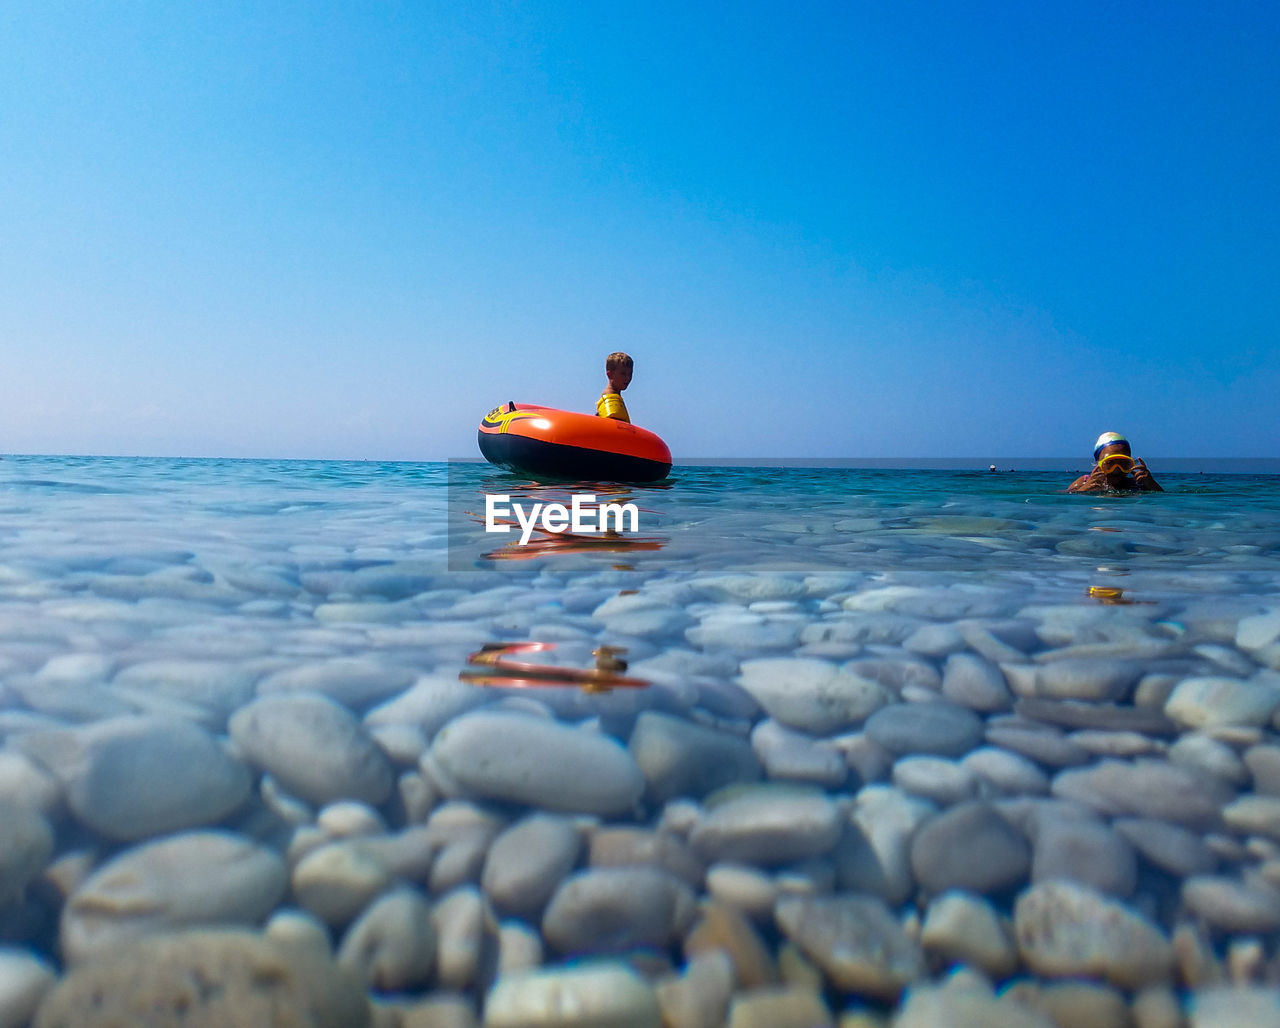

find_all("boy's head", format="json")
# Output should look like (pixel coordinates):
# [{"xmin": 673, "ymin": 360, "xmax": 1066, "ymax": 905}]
[{"xmin": 605, "ymin": 351, "xmax": 633, "ymax": 390}]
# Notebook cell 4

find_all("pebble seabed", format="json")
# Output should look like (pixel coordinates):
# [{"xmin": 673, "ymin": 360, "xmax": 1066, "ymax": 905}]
[{"xmin": 4, "ymin": 468, "xmax": 1280, "ymax": 1026}]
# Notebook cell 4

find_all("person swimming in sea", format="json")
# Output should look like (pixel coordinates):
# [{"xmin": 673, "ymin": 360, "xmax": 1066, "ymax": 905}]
[
  {"xmin": 596, "ymin": 351, "xmax": 632, "ymax": 423},
  {"xmin": 1067, "ymin": 431, "xmax": 1163, "ymax": 493}
]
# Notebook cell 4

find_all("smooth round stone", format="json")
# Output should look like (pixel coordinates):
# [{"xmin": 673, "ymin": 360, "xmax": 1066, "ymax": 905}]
[
  {"xmin": 690, "ymin": 575, "xmax": 807, "ymax": 603},
  {"xmin": 597, "ymin": 607, "xmax": 692, "ymax": 637},
  {"xmin": 1015, "ymin": 697, "xmax": 1177, "ymax": 735},
  {"xmin": 1194, "ymin": 643, "xmax": 1260, "ymax": 678},
  {"xmin": 484, "ymin": 963, "xmax": 661, "ymax": 1028},
  {"xmin": 845, "ymin": 583, "xmax": 1013, "ymax": 619},
  {"xmin": 984, "ymin": 724, "xmax": 1091, "ymax": 769},
  {"xmin": 774, "ymin": 893, "xmax": 925, "ymax": 1001},
  {"xmin": 910, "ymin": 802, "xmax": 1031, "ymax": 896},
  {"xmin": 920, "ymin": 891, "xmax": 1017, "ymax": 978},
  {"xmin": 725, "ymin": 986, "xmax": 833, "ymax": 1028},
  {"xmin": 1237, "ymin": 610, "xmax": 1280, "ymax": 651},
  {"xmin": 904, "ymin": 623, "xmax": 966, "ymax": 657},
  {"xmin": 61, "ymin": 830, "xmax": 287, "ymax": 963},
  {"xmin": 891, "ymin": 756, "xmax": 976, "ymax": 805},
  {"xmin": 431, "ymin": 886, "xmax": 488, "ymax": 992},
  {"xmin": 963, "ymin": 620, "xmax": 1040, "ymax": 661},
  {"xmin": 688, "ymin": 785, "xmax": 841, "ymax": 865},
  {"xmin": 705, "ymin": 863, "xmax": 778, "ymax": 921},
  {"xmin": 1131, "ymin": 986, "xmax": 1182, "ymax": 1028},
  {"xmin": 588, "ymin": 827, "xmax": 704, "ymax": 888},
  {"xmin": 799, "ymin": 614, "xmax": 923, "ymax": 647},
  {"xmin": 230, "ymin": 693, "xmax": 393, "ymax": 807},
  {"xmin": 1112, "ymin": 817, "xmax": 1216, "ymax": 876},
  {"xmin": 1028, "ymin": 982, "xmax": 1130, "ymax": 1028},
  {"xmin": 35, "ymin": 653, "xmax": 115, "ymax": 684},
  {"xmin": 1223, "ymin": 795, "xmax": 1280, "ymax": 839},
  {"xmin": 835, "ymin": 731, "xmax": 894, "ymax": 784},
  {"xmin": 427, "ymin": 710, "xmax": 644, "ymax": 816},
  {"xmin": 1246, "ymin": 744, "xmax": 1280, "ymax": 795},
  {"xmin": 363, "ymin": 674, "xmax": 490, "ymax": 738},
  {"xmin": 1031, "ymin": 816, "xmax": 1137, "ymax": 897},
  {"xmin": 1014, "ymin": 880, "xmax": 1174, "ymax": 988},
  {"xmin": 367, "ymin": 722, "xmax": 427, "ymax": 765},
  {"xmin": 961, "ymin": 747, "xmax": 1050, "ymax": 796},
  {"xmin": 1134, "ymin": 673, "xmax": 1181, "ymax": 709},
  {"xmin": 591, "ymin": 590, "xmax": 682, "ymax": 620},
  {"xmin": 264, "ymin": 909, "xmax": 332, "ymax": 962},
  {"xmin": 735, "ymin": 659, "xmax": 888, "ymax": 734},
  {"xmin": 257, "ymin": 659, "xmax": 416, "ymax": 709},
  {"xmin": 750, "ymin": 720, "xmax": 847, "ymax": 786},
  {"xmin": 481, "ymin": 814, "xmax": 583, "ymax": 919},
  {"xmin": 842, "ymin": 655, "xmax": 942, "ymax": 693},
  {"xmin": 1003, "ymin": 659, "xmax": 1143, "ymax": 703},
  {"xmin": 1067, "ymin": 729, "xmax": 1163, "ymax": 757},
  {"xmin": 687, "ymin": 615, "xmax": 801, "ymax": 651},
  {"xmin": 942, "ymin": 653, "xmax": 1013, "ymax": 712},
  {"xmin": 836, "ymin": 786, "xmax": 935, "ymax": 905},
  {"xmin": 865, "ymin": 701, "xmax": 984, "ymax": 758},
  {"xmin": 428, "ymin": 832, "xmax": 491, "ymax": 895},
  {"xmin": 0, "ymin": 752, "xmax": 62, "ymax": 816},
  {"xmin": 1165, "ymin": 677, "xmax": 1280, "ymax": 729},
  {"xmin": 341, "ymin": 562, "xmax": 438, "ymax": 600},
  {"xmin": 542, "ymin": 867, "xmax": 694, "ymax": 954},
  {"xmin": 1169, "ymin": 733, "xmax": 1249, "ymax": 785},
  {"xmin": 1182, "ymin": 876, "xmax": 1280, "ymax": 933},
  {"xmin": 109, "ymin": 660, "xmax": 258, "ymax": 723},
  {"xmin": 292, "ymin": 841, "xmax": 393, "ymax": 928},
  {"xmin": 627, "ymin": 711, "xmax": 761, "ymax": 803},
  {"xmin": 33, "ymin": 929, "xmax": 369, "ymax": 1028},
  {"xmin": 1051, "ymin": 759, "xmax": 1226, "ymax": 828},
  {"xmin": 1190, "ymin": 986, "xmax": 1280, "ymax": 1028},
  {"xmin": 0, "ymin": 804, "xmax": 53, "ymax": 905},
  {"xmin": 318, "ymin": 801, "xmax": 386, "ymax": 839},
  {"xmin": 895, "ymin": 974, "xmax": 1052, "ymax": 1028},
  {"xmin": 0, "ymin": 949, "xmax": 55, "ymax": 1028},
  {"xmin": 337, "ymin": 887, "xmax": 436, "ymax": 991},
  {"xmin": 683, "ymin": 900, "xmax": 779, "ymax": 989},
  {"xmin": 315, "ymin": 600, "xmax": 419, "ymax": 623},
  {"xmin": 59, "ymin": 716, "xmax": 251, "ymax": 841},
  {"xmin": 497, "ymin": 919, "xmax": 544, "ymax": 976}
]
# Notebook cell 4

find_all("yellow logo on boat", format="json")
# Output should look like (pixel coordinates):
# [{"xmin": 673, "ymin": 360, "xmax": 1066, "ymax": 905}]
[{"xmin": 484, "ymin": 407, "xmax": 541, "ymax": 433}]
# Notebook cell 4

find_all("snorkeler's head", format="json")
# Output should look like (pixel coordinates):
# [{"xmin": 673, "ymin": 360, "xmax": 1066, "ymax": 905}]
[{"xmin": 1093, "ymin": 432, "xmax": 1130, "ymax": 461}]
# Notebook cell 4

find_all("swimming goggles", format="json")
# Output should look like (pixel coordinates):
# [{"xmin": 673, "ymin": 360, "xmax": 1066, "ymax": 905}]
[{"xmin": 1097, "ymin": 453, "xmax": 1136, "ymax": 473}]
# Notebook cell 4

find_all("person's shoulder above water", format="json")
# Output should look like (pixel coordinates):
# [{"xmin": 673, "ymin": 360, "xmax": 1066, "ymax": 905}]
[
  {"xmin": 596, "ymin": 351, "xmax": 633, "ymax": 423},
  {"xmin": 1067, "ymin": 431, "xmax": 1163, "ymax": 493}
]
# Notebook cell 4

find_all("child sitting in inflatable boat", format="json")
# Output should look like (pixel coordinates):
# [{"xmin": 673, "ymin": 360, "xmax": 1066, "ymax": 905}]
[{"xmin": 596, "ymin": 351, "xmax": 632, "ymax": 423}]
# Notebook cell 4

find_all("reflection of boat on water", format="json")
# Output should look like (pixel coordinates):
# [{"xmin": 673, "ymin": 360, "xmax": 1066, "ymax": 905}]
[
  {"xmin": 481, "ymin": 521, "xmax": 666, "ymax": 561},
  {"xmin": 460, "ymin": 642, "xmax": 650, "ymax": 693},
  {"xmin": 468, "ymin": 482, "xmax": 668, "ymax": 561}
]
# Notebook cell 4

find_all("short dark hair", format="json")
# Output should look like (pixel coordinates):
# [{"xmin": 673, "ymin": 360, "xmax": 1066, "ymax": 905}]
[{"xmin": 605, "ymin": 352, "xmax": 633, "ymax": 372}]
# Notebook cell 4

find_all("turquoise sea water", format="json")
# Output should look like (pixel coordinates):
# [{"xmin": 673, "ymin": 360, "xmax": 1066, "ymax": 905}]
[{"xmin": 5, "ymin": 453, "xmax": 1280, "ymax": 1022}]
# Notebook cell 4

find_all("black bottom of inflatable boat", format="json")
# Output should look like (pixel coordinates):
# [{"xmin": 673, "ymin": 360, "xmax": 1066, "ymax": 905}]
[{"xmin": 478, "ymin": 432, "xmax": 670, "ymax": 483}]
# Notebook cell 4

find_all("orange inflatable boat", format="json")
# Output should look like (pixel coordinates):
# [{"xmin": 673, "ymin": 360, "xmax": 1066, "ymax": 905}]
[{"xmin": 477, "ymin": 402, "xmax": 672, "ymax": 482}]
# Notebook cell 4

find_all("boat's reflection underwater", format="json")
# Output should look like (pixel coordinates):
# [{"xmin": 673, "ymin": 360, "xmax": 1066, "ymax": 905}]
[{"xmin": 459, "ymin": 641, "xmax": 651, "ymax": 693}]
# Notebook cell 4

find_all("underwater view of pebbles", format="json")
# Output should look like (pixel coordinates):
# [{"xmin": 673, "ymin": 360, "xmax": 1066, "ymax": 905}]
[{"xmin": 4, "ymin": 455, "xmax": 1280, "ymax": 1027}]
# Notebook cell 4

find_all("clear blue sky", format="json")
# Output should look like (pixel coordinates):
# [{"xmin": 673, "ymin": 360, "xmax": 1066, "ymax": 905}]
[{"xmin": 2, "ymin": 2, "xmax": 1276, "ymax": 460}]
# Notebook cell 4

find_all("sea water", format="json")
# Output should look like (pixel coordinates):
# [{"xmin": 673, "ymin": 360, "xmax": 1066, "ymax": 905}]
[{"xmin": 4, "ymin": 454, "xmax": 1280, "ymax": 1022}]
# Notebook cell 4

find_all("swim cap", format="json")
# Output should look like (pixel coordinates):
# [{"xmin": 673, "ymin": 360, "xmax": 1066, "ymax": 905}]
[{"xmin": 1093, "ymin": 432, "xmax": 1129, "ymax": 460}]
